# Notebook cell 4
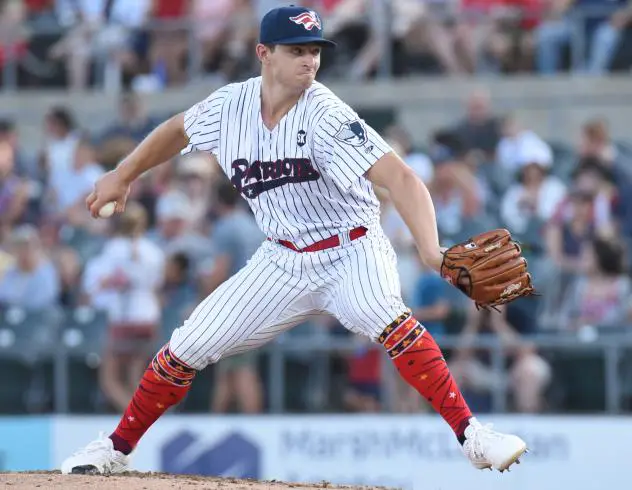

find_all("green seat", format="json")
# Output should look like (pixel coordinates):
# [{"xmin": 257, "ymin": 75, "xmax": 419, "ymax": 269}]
[
  {"xmin": 0, "ymin": 307, "xmax": 61, "ymax": 363},
  {"xmin": 66, "ymin": 359, "xmax": 102, "ymax": 414},
  {"xmin": 61, "ymin": 306, "xmax": 109, "ymax": 360},
  {"xmin": 547, "ymin": 350, "xmax": 605, "ymax": 412},
  {"xmin": 0, "ymin": 307, "xmax": 61, "ymax": 413},
  {"xmin": 60, "ymin": 307, "xmax": 109, "ymax": 413}
]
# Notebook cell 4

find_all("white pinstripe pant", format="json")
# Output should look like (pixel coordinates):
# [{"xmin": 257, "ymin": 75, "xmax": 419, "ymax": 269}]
[{"xmin": 169, "ymin": 224, "xmax": 408, "ymax": 370}]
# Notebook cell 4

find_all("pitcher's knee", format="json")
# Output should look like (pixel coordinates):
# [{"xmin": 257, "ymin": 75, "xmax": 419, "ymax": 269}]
[
  {"xmin": 340, "ymin": 302, "xmax": 410, "ymax": 342},
  {"xmin": 168, "ymin": 329, "xmax": 212, "ymax": 371}
]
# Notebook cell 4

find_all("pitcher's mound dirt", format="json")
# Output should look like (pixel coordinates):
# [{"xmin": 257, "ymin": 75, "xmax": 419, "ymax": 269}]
[{"xmin": 0, "ymin": 472, "xmax": 394, "ymax": 490}]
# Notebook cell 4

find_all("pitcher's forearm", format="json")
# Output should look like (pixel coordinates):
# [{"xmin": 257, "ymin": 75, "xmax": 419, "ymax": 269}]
[
  {"xmin": 388, "ymin": 171, "xmax": 441, "ymax": 266},
  {"xmin": 117, "ymin": 113, "xmax": 189, "ymax": 184}
]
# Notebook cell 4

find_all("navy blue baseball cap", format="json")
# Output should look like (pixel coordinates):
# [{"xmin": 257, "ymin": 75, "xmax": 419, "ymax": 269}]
[{"xmin": 259, "ymin": 5, "xmax": 336, "ymax": 47}]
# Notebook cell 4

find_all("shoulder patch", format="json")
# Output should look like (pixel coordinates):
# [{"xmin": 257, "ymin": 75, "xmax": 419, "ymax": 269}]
[
  {"xmin": 192, "ymin": 100, "xmax": 207, "ymax": 118},
  {"xmin": 334, "ymin": 120, "xmax": 368, "ymax": 147}
]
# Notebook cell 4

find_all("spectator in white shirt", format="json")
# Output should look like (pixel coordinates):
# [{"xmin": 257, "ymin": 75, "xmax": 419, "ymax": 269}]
[
  {"xmin": 54, "ymin": 0, "xmax": 103, "ymax": 27},
  {"xmin": 0, "ymin": 225, "xmax": 60, "ymax": 311},
  {"xmin": 172, "ymin": 154, "xmax": 217, "ymax": 230},
  {"xmin": 52, "ymin": 0, "xmax": 152, "ymax": 91},
  {"xmin": 49, "ymin": 137, "xmax": 104, "ymax": 219},
  {"xmin": 427, "ymin": 130, "xmax": 485, "ymax": 239},
  {"xmin": 501, "ymin": 137, "xmax": 567, "ymax": 235},
  {"xmin": 384, "ymin": 124, "xmax": 434, "ymax": 183},
  {"xmin": 82, "ymin": 202, "xmax": 165, "ymax": 411},
  {"xmin": 50, "ymin": 0, "xmax": 103, "ymax": 90},
  {"xmin": 41, "ymin": 107, "xmax": 80, "ymax": 193},
  {"xmin": 496, "ymin": 115, "xmax": 552, "ymax": 176},
  {"xmin": 149, "ymin": 189, "xmax": 214, "ymax": 268}
]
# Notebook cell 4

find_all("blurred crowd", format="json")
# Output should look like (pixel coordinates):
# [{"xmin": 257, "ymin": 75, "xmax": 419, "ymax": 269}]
[
  {"xmin": 2, "ymin": 84, "xmax": 632, "ymax": 416},
  {"xmin": 1, "ymin": 0, "xmax": 632, "ymax": 92},
  {"xmin": 2, "ymin": 0, "xmax": 632, "ymax": 417}
]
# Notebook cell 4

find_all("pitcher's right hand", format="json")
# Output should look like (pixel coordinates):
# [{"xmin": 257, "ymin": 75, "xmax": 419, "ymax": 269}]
[{"xmin": 86, "ymin": 169, "xmax": 131, "ymax": 219}]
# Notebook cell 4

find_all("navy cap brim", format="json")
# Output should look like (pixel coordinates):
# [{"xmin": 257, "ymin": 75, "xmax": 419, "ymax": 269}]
[{"xmin": 269, "ymin": 36, "xmax": 336, "ymax": 47}]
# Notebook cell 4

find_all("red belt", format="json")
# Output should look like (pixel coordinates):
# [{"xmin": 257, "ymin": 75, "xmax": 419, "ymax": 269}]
[{"xmin": 268, "ymin": 226, "xmax": 368, "ymax": 253}]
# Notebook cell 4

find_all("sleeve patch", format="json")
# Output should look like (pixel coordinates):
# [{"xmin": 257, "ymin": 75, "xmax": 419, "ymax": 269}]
[
  {"xmin": 193, "ymin": 100, "xmax": 207, "ymax": 118},
  {"xmin": 334, "ymin": 120, "xmax": 368, "ymax": 147}
]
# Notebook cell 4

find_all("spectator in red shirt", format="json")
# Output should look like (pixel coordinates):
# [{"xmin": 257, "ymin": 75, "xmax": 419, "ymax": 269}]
[
  {"xmin": 343, "ymin": 338, "xmax": 383, "ymax": 412},
  {"xmin": 147, "ymin": 0, "xmax": 190, "ymax": 86},
  {"xmin": 24, "ymin": 0, "xmax": 53, "ymax": 12},
  {"xmin": 151, "ymin": 0, "xmax": 188, "ymax": 19},
  {"xmin": 0, "ymin": 0, "xmax": 29, "ymax": 74}
]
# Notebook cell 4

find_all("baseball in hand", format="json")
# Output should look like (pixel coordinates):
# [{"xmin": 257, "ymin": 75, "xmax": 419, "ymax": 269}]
[{"xmin": 98, "ymin": 202, "xmax": 117, "ymax": 218}]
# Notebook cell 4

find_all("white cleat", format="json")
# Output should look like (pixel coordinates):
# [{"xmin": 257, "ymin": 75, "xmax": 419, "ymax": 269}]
[
  {"xmin": 462, "ymin": 418, "xmax": 528, "ymax": 472},
  {"xmin": 61, "ymin": 432, "xmax": 131, "ymax": 475}
]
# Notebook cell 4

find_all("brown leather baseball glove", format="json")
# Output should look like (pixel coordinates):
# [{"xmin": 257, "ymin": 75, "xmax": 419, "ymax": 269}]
[{"xmin": 440, "ymin": 228, "xmax": 536, "ymax": 310}]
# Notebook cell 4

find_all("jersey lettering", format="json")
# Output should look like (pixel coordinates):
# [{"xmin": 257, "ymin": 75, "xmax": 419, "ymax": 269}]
[{"xmin": 231, "ymin": 158, "xmax": 321, "ymax": 199}]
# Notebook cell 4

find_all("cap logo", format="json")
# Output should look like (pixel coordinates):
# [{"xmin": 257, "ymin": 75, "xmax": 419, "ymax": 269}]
[{"xmin": 289, "ymin": 11, "xmax": 321, "ymax": 31}]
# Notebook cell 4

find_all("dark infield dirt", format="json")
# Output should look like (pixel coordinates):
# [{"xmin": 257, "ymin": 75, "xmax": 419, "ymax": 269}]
[{"xmin": 0, "ymin": 471, "xmax": 395, "ymax": 490}]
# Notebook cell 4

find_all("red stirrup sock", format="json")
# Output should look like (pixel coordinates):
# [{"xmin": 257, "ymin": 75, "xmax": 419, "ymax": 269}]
[
  {"xmin": 380, "ymin": 312, "xmax": 473, "ymax": 443},
  {"xmin": 109, "ymin": 344, "xmax": 196, "ymax": 454}
]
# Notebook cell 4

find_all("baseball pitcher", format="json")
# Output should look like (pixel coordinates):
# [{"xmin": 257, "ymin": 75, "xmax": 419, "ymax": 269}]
[{"xmin": 62, "ymin": 5, "xmax": 533, "ymax": 476}]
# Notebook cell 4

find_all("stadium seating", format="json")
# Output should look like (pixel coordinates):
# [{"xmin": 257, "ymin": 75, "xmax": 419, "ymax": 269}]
[
  {"xmin": 0, "ymin": 307, "xmax": 61, "ymax": 413},
  {"xmin": 59, "ymin": 307, "xmax": 109, "ymax": 413}
]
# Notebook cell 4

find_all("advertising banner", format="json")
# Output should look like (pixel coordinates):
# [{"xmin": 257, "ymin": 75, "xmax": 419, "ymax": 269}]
[
  {"xmin": 0, "ymin": 417, "xmax": 51, "ymax": 471},
  {"xmin": 52, "ymin": 415, "xmax": 629, "ymax": 490}
]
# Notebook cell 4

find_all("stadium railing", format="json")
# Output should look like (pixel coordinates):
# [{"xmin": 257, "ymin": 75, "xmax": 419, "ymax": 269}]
[{"xmin": 1, "ymin": 305, "xmax": 631, "ymax": 414}]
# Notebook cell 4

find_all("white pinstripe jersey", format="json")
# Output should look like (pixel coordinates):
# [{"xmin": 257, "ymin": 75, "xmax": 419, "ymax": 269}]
[{"xmin": 182, "ymin": 76, "xmax": 392, "ymax": 249}]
